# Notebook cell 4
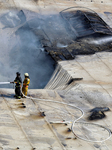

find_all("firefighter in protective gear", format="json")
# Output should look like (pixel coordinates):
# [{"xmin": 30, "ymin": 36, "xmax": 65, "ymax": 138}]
[
  {"xmin": 12, "ymin": 72, "xmax": 22, "ymax": 99},
  {"xmin": 22, "ymin": 73, "xmax": 30, "ymax": 96}
]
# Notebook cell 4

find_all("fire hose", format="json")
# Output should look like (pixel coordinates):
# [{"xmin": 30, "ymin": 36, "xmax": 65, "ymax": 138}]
[
  {"xmin": 23, "ymin": 93, "xmax": 112, "ymax": 143},
  {"xmin": 0, "ymin": 82, "xmax": 111, "ymax": 143}
]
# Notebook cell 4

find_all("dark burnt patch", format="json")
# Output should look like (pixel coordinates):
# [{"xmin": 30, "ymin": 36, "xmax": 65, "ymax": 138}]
[
  {"xmin": 88, "ymin": 107, "xmax": 110, "ymax": 120},
  {"xmin": 90, "ymin": 107, "xmax": 110, "ymax": 112},
  {"xmin": 45, "ymin": 8, "xmax": 112, "ymax": 61},
  {"xmin": 45, "ymin": 39, "xmax": 112, "ymax": 61},
  {"xmin": 60, "ymin": 9, "xmax": 112, "ymax": 37}
]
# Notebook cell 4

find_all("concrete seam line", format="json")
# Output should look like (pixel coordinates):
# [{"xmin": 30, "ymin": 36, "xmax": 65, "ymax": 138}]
[
  {"xmin": 2, "ymin": 96, "xmax": 34, "ymax": 149},
  {"xmin": 22, "ymin": 92, "xmax": 112, "ymax": 143}
]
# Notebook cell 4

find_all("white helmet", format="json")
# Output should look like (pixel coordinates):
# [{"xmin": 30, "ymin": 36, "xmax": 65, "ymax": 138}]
[{"xmin": 24, "ymin": 73, "xmax": 29, "ymax": 77}]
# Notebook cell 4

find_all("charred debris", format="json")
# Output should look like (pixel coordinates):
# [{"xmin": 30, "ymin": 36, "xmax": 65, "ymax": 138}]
[
  {"xmin": 88, "ymin": 107, "xmax": 110, "ymax": 120},
  {"xmin": 1, "ymin": 8, "xmax": 112, "ymax": 63},
  {"xmin": 44, "ymin": 9, "xmax": 112, "ymax": 61}
]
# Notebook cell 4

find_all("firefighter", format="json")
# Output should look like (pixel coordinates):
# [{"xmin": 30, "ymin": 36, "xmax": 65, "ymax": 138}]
[
  {"xmin": 22, "ymin": 73, "xmax": 30, "ymax": 96},
  {"xmin": 11, "ymin": 72, "xmax": 22, "ymax": 99}
]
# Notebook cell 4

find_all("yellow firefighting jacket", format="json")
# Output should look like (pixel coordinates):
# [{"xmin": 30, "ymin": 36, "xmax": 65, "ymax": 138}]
[{"xmin": 23, "ymin": 77, "xmax": 30, "ymax": 88}]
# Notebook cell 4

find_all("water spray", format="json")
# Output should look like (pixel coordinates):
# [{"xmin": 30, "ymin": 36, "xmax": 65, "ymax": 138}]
[
  {"xmin": 0, "ymin": 82, "xmax": 14, "ymax": 88},
  {"xmin": 86, "ymin": 36, "xmax": 112, "ymax": 45},
  {"xmin": 0, "ymin": 82, "xmax": 11, "ymax": 84}
]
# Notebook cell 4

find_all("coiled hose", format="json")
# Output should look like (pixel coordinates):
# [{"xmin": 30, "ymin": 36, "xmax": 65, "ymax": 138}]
[{"xmin": 22, "ymin": 92, "xmax": 112, "ymax": 143}]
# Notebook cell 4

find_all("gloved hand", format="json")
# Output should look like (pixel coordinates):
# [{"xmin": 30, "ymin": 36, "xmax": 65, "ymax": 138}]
[{"xmin": 10, "ymin": 82, "xmax": 14, "ymax": 84}]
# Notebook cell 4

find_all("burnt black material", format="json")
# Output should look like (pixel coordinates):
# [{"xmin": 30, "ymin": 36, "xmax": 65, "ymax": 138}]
[
  {"xmin": 61, "ymin": 10, "xmax": 112, "ymax": 37},
  {"xmin": 89, "ymin": 111, "xmax": 105, "ymax": 120},
  {"xmin": 67, "ymin": 128, "xmax": 72, "ymax": 132},
  {"xmin": 45, "ymin": 46, "xmax": 74, "ymax": 61},
  {"xmin": 90, "ymin": 107, "xmax": 110, "ymax": 112},
  {"xmin": 41, "ymin": 112, "xmax": 46, "ymax": 117},
  {"xmin": 45, "ymin": 9, "xmax": 112, "ymax": 61},
  {"xmin": 67, "ymin": 78, "xmax": 83, "ymax": 85},
  {"xmin": 23, "ymin": 105, "xmax": 26, "ymax": 108},
  {"xmin": 88, "ymin": 107, "xmax": 110, "ymax": 120},
  {"xmin": 66, "ymin": 137, "xmax": 72, "ymax": 139}
]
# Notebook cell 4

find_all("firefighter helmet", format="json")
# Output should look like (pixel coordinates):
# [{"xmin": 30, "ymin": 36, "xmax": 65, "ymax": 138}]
[
  {"xmin": 24, "ymin": 73, "xmax": 29, "ymax": 77},
  {"xmin": 16, "ymin": 72, "xmax": 20, "ymax": 76}
]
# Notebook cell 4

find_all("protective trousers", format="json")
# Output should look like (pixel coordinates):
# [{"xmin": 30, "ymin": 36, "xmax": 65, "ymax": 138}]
[
  {"xmin": 15, "ymin": 86, "xmax": 21, "ymax": 98},
  {"xmin": 22, "ymin": 87, "xmax": 28, "ymax": 96}
]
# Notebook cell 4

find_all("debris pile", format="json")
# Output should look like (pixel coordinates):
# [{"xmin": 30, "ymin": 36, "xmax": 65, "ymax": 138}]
[{"xmin": 89, "ymin": 107, "xmax": 110, "ymax": 120}]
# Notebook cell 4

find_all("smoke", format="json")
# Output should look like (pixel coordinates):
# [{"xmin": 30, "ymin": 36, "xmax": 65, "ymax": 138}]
[
  {"xmin": 36, "ymin": 14, "xmax": 76, "ymax": 46},
  {"xmin": 80, "ymin": 35, "xmax": 112, "ymax": 45},
  {"xmin": 0, "ymin": 10, "xmax": 57, "ymax": 89},
  {"xmin": 0, "ymin": 10, "xmax": 26, "ymax": 28},
  {"xmin": 0, "ymin": 9, "xmax": 78, "ymax": 89},
  {"xmin": 0, "ymin": 8, "xmax": 111, "ymax": 89}
]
